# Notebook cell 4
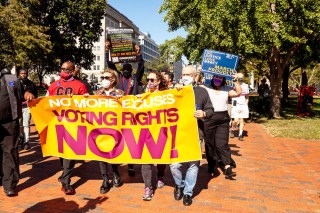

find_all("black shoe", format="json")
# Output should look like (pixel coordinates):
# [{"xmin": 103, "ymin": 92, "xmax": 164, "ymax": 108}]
[
  {"xmin": 183, "ymin": 194, "xmax": 192, "ymax": 206},
  {"xmin": 230, "ymin": 130, "xmax": 234, "ymax": 138},
  {"xmin": 61, "ymin": 184, "xmax": 75, "ymax": 195},
  {"xmin": 174, "ymin": 185, "xmax": 184, "ymax": 200},
  {"xmin": 112, "ymin": 173, "xmax": 121, "ymax": 187},
  {"xmin": 4, "ymin": 189, "xmax": 16, "ymax": 197},
  {"xmin": 225, "ymin": 167, "xmax": 236, "ymax": 179},
  {"xmin": 23, "ymin": 143, "xmax": 31, "ymax": 150},
  {"xmin": 100, "ymin": 176, "xmax": 110, "ymax": 194},
  {"xmin": 238, "ymin": 135, "xmax": 244, "ymax": 141},
  {"xmin": 128, "ymin": 169, "xmax": 135, "ymax": 176}
]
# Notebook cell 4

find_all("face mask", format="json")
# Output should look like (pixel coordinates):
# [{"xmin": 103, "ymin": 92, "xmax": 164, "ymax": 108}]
[
  {"xmin": 213, "ymin": 78, "xmax": 223, "ymax": 87},
  {"xmin": 123, "ymin": 70, "xmax": 131, "ymax": 78},
  {"xmin": 148, "ymin": 82, "xmax": 157, "ymax": 89},
  {"xmin": 60, "ymin": 71, "xmax": 72, "ymax": 80},
  {"xmin": 102, "ymin": 79, "xmax": 111, "ymax": 88},
  {"xmin": 181, "ymin": 76, "xmax": 194, "ymax": 86}
]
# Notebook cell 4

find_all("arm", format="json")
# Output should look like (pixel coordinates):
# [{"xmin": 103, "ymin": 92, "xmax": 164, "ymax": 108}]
[
  {"xmin": 135, "ymin": 54, "xmax": 145, "ymax": 83},
  {"xmin": 228, "ymin": 81, "xmax": 242, "ymax": 97}
]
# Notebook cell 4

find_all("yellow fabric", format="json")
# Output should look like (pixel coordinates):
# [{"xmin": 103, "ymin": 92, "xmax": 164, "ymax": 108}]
[{"xmin": 28, "ymin": 86, "xmax": 201, "ymax": 164}]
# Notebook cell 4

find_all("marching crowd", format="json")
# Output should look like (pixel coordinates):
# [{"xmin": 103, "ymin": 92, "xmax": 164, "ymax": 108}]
[{"xmin": 0, "ymin": 47, "xmax": 251, "ymax": 207}]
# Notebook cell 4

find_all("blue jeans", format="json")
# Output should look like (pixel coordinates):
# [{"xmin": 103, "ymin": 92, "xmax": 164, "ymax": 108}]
[{"xmin": 169, "ymin": 160, "xmax": 200, "ymax": 197}]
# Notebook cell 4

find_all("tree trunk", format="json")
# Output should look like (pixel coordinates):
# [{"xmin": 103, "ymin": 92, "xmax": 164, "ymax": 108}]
[
  {"xmin": 269, "ymin": 60, "xmax": 283, "ymax": 118},
  {"xmin": 301, "ymin": 68, "xmax": 308, "ymax": 86},
  {"xmin": 282, "ymin": 65, "xmax": 290, "ymax": 106}
]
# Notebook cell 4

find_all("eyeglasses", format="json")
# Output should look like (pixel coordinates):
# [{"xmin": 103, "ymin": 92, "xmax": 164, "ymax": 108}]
[
  {"xmin": 181, "ymin": 73, "xmax": 193, "ymax": 77},
  {"xmin": 20, "ymin": 73, "xmax": 27, "ymax": 75},
  {"xmin": 237, "ymin": 78, "xmax": 243, "ymax": 81},
  {"xmin": 104, "ymin": 76, "xmax": 113, "ymax": 80},
  {"xmin": 147, "ymin": 78, "xmax": 156, "ymax": 83},
  {"xmin": 60, "ymin": 68, "xmax": 73, "ymax": 72}
]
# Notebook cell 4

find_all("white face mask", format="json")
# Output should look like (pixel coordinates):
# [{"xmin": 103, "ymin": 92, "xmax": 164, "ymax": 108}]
[
  {"xmin": 101, "ymin": 79, "xmax": 111, "ymax": 88},
  {"xmin": 181, "ymin": 76, "xmax": 194, "ymax": 86}
]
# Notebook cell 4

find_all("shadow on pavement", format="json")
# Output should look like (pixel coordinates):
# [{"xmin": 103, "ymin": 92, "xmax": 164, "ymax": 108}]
[{"xmin": 23, "ymin": 197, "xmax": 108, "ymax": 213}]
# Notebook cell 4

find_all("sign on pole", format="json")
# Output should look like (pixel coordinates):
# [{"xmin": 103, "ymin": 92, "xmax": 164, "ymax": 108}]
[
  {"xmin": 201, "ymin": 49, "xmax": 239, "ymax": 86},
  {"xmin": 107, "ymin": 28, "xmax": 137, "ymax": 63}
]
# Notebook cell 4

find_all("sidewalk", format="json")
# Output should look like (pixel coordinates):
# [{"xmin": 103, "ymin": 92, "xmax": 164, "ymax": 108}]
[{"xmin": 0, "ymin": 123, "xmax": 319, "ymax": 212}]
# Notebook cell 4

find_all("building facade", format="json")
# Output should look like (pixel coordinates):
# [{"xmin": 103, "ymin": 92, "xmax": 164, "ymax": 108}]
[
  {"xmin": 81, "ymin": 4, "xmax": 140, "ymax": 82},
  {"xmin": 138, "ymin": 32, "xmax": 160, "ymax": 63}
]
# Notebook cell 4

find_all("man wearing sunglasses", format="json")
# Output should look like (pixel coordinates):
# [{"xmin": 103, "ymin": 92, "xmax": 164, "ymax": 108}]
[{"xmin": 47, "ymin": 61, "xmax": 88, "ymax": 195}]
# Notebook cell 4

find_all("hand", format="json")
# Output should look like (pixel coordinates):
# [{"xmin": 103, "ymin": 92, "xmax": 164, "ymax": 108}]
[
  {"xmin": 24, "ymin": 92, "xmax": 35, "ymax": 101},
  {"xmin": 174, "ymin": 83, "xmax": 183, "ymax": 91},
  {"xmin": 135, "ymin": 94, "xmax": 142, "ymax": 98},
  {"xmin": 83, "ymin": 93, "xmax": 90, "ymax": 98},
  {"xmin": 194, "ymin": 110, "xmax": 206, "ymax": 118}
]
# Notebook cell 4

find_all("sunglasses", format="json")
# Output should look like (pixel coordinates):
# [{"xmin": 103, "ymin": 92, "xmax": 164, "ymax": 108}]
[
  {"xmin": 60, "ymin": 68, "xmax": 73, "ymax": 72},
  {"xmin": 147, "ymin": 78, "xmax": 156, "ymax": 83},
  {"xmin": 104, "ymin": 76, "xmax": 112, "ymax": 80}
]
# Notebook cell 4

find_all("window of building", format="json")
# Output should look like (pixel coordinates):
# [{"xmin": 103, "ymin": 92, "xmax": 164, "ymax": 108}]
[
  {"xmin": 96, "ymin": 56, "xmax": 100, "ymax": 61},
  {"xmin": 97, "ymin": 46, "xmax": 100, "ymax": 51},
  {"xmin": 93, "ymin": 65, "xmax": 97, "ymax": 70},
  {"xmin": 97, "ymin": 65, "xmax": 100, "ymax": 71}
]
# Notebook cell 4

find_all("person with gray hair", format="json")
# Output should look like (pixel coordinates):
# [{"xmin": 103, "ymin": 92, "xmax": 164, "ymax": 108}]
[{"xmin": 170, "ymin": 65, "xmax": 214, "ymax": 206}]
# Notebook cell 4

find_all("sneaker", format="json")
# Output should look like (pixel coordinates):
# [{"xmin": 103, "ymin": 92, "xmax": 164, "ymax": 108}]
[
  {"xmin": 61, "ymin": 184, "xmax": 75, "ymax": 195},
  {"xmin": 157, "ymin": 178, "xmax": 165, "ymax": 188},
  {"xmin": 142, "ymin": 187, "xmax": 153, "ymax": 201},
  {"xmin": 238, "ymin": 135, "xmax": 244, "ymax": 141},
  {"xmin": 230, "ymin": 130, "xmax": 234, "ymax": 138}
]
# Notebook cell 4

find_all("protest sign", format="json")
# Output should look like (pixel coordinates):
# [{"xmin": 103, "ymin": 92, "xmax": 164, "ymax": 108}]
[
  {"xmin": 201, "ymin": 49, "xmax": 239, "ymax": 86},
  {"xmin": 28, "ymin": 86, "xmax": 201, "ymax": 164},
  {"xmin": 107, "ymin": 28, "xmax": 137, "ymax": 63}
]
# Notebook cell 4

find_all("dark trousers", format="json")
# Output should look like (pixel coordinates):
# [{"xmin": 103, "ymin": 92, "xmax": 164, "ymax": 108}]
[
  {"xmin": 99, "ymin": 162, "xmax": 119, "ymax": 177},
  {"xmin": 0, "ymin": 119, "xmax": 20, "ymax": 190},
  {"xmin": 204, "ymin": 111, "xmax": 232, "ymax": 167},
  {"xmin": 60, "ymin": 159, "xmax": 75, "ymax": 185},
  {"xmin": 141, "ymin": 164, "xmax": 166, "ymax": 188}
]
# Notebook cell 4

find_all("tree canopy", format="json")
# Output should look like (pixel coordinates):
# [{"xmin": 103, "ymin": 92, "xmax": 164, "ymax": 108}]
[{"xmin": 160, "ymin": 0, "xmax": 320, "ymax": 117}]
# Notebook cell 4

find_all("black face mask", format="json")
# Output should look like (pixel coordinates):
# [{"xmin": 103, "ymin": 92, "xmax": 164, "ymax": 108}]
[{"xmin": 123, "ymin": 70, "xmax": 131, "ymax": 78}]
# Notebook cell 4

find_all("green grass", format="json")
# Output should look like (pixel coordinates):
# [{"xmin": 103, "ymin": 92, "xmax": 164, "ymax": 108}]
[{"xmin": 250, "ymin": 96, "xmax": 320, "ymax": 140}]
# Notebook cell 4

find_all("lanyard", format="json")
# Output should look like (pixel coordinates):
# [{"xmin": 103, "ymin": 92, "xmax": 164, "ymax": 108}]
[{"xmin": 122, "ymin": 76, "xmax": 132, "ymax": 95}]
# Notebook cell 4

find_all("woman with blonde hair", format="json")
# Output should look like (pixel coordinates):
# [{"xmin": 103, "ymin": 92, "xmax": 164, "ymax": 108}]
[{"xmin": 96, "ymin": 68, "xmax": 124, "ymax": 194}]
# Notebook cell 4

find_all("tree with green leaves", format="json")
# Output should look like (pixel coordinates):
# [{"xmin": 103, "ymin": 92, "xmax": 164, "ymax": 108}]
[
  {"xmin": 160, "ymin": 0, "xmax": 320, "ymax": 118},
  {"xmin": 0, "ymin": 0, "xmax": 51, "ymax": 70}
]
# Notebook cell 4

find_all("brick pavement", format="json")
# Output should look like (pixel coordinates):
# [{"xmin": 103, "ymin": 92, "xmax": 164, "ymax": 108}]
[{"xmin": 0, "ymin": 123, "xmax": 319, "ymax": 212}]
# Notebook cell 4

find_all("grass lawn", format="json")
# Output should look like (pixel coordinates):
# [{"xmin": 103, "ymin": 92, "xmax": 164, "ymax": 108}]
[{"xmin": 250, "ymin": 96, "xmax": 320, "ymax": 140}]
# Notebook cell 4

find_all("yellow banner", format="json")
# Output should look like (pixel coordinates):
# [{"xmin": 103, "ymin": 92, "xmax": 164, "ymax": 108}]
[{"xmin": 28, "ymin": 86, "xmax": 201, "ymax": 164}]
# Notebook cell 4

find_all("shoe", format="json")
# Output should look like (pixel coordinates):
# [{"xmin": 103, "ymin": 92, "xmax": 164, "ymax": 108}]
[
  {"xmin": 238, "ymin": 135, "xmax": 244, "ymax": 141},
  {"xmin": 157, "ymin": 178, "xmax": 165, "ymax": 188},
  {"xmin": 225, "ymin": 167, "xmax": 236, "ymax": 179},
  {"xmin": 128, "ymin": 169, "xmax": 135, "ymax": 176},
  {"xmin": 100, "ymin": 176, "xmax": 111, "ymax": 194},
  {"xmin": 183, "ymin": 194, "xmax": 192, "ymax": 206},
  {"xmin": 174, "ymin": 185, "xmax": 184, "ymax": 200},
  {"xmin": 23, "ymin": 143, "xmax": 31, "ymax": 150},
  {"xmin": 4, "ymin": 189, "xmax": 16, "ymax": 197},
  {"xmin": 142, "ymin": 187, "xmax": 153, "ymax": 201},
  {"xmin": 112, "ymin": 173, "xmax": 121, "ymax": 187},
  {"xmin": 61, "ymin": 184, "xmax": 75, "ymax": 195},
  {"xmin": 230, "ymin": 130, "xmax": 234, "ymax": 138}
]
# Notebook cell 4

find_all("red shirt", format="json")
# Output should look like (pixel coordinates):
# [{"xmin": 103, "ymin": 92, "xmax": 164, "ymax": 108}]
[{"xmin": 47, "ymin": 78, "xmax": 87, "ymax": 95}]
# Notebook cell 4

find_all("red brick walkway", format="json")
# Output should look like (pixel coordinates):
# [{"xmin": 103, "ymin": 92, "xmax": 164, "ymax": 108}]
[{"xmin": 0, "ymin": 123, "xmax": 319, "ymax": 212}]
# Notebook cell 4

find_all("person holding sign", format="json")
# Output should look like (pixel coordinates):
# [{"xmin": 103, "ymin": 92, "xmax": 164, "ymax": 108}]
[
  {"xmin": 116, "ymin": 46, "xmax": 145, "ymax": 176},
  {"xmin": 170, "ymin": 65, "xmax": 214, "ymax": 206},
  {"xmin": 139, "ymin": 71, "xmax": 168, "ymax": 201},
  {"xmin": 202, "ymin": 74, "xmax": 241, "ymax": 178},
  {"xmin": 47, "ymin": 61, "xmax": 88, "ymax": 195}
]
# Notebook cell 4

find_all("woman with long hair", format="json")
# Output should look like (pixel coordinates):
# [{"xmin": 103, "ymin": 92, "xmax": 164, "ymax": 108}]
[
  {"xmin": 203, "ymin": 74, "xmax": 241, "ymax": 179},
  {"xmin": 140, "ymin": 71, "xmax": 168, "ymax": 201}
]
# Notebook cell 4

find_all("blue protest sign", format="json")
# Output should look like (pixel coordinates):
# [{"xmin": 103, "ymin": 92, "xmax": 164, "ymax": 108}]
[{"xmin": 201, "ymin": 49, "xmax": 239, "ymax": 86}]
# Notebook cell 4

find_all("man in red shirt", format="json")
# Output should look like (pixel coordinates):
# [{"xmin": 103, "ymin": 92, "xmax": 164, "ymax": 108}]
[{"xmin": 47, "ymin": 61, "xmax": 87, "ymax": 195}]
